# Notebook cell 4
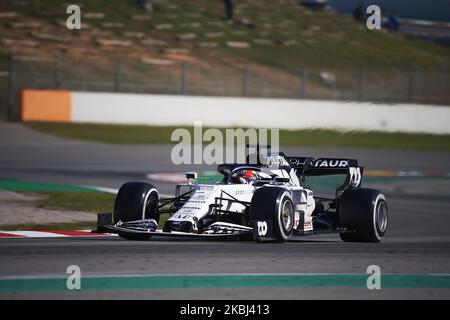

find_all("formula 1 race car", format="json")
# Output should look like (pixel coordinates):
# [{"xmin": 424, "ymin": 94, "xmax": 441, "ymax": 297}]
[{"xmin": 97, "ymin": 150, "xmax": 388, "ymax": 243}]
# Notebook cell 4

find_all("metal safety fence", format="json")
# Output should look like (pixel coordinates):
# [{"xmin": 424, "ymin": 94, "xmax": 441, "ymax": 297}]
[{"xmin": 1, "ymin": 54, "xmax": 449, "ymax": 120}]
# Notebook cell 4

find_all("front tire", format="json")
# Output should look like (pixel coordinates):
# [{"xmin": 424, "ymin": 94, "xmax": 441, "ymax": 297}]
[
  {"xmin": 250, "ymin": 187, "xmax": 295, "ymax": 243},
  {"xmin": 339, "ymin": 188, "xmax": 388, "ymax": 242},
  {"xmin": 114, "ymin": 182, "xmax": 159, "ymax": 240}
]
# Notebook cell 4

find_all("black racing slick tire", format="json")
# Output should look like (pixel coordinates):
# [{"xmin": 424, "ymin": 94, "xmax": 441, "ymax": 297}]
[
  {"xmin": 250, "ymin": 187, "xmax": 295, "ymax": 243},
  {"xmin": 114, "ymin": 182, "xmax": 160, "ymax": 241},
  {"xmin": 114, "ymin": 182, "xmax": 160, "ymax": 223},
  {"xmin": 338, "ymin": 188, "xmax": 388, "ymax": 243}
]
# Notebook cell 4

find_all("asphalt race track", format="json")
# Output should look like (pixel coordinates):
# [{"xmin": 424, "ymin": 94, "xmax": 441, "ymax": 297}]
[{"xmin": 0, "ymin": 122, "xmax": 449, "ymax": 299}]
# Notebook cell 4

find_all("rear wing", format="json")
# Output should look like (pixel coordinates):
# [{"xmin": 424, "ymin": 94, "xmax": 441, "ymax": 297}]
[
  {"xmin": 285, "ymin": 157, "xmax": 363, "ymax": 197},
  {"xmin": 285, "ymin": 157, "xmax": 362, "ymax": 176}
]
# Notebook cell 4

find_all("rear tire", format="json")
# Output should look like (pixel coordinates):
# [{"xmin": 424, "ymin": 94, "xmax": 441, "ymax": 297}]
[
  {"xmin": 114, "ymin": 182, "xmax": 159, "ymax": 240},
  {"xmin": 250, "ymin": 187, "xmax": 294, "ymax": 243},
  {"xmin": 339, "ymin": 188, "xmax": 388, "ymax": 242}
]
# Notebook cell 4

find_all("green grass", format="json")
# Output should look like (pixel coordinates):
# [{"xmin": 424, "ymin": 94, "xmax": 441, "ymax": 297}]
[
  {"xmin": 2, "ymin": 0, "xmax": 450, "ymax": 71},
  {"xmin": 26, "ymin": 122, "xmax": 450, "ymax": 150},
  {"xmin": 0, "ymin": 191, "xmax": 113, "ymax": 231},
  {"xmin": 34, "ymin": 191, "xmax": 115, "ymax": 213},
  {"xmin": 27, "ymin": 122, "xmax": 181, "ymax": 144},
  {"xmin": 37, "ymin": 190, "xmax": 170, "ymax": 228},
  {"xmin": 0, "ymin": 190, "xmax": 170, "ymax": 231},
  {"xmin": 37, "ymin": 190, "xmax": 171, "ymax": 228},
  {"xmin": 280, "ymin": 129, "xmax": 450, "ymax": 150}
]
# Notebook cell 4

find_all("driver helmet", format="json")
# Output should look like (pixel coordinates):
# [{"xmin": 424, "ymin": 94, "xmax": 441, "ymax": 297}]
[{"xmin": 238, "ymin": 170, "xmax": 257, "ymax": 184}]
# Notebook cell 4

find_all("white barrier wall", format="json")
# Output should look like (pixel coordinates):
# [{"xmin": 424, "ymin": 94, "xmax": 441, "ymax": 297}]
[{"xmin": 70, "ymin": 92, "xmax": 450, "ymax": 134}]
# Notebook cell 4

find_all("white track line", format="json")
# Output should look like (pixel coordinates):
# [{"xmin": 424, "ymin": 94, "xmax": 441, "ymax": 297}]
[{"xmin": 3, "ymin": 231, "xmax": 70, "ymax": 238}]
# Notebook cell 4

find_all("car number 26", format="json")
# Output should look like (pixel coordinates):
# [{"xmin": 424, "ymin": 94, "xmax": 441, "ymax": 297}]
[{"xmin": 257, "ymin": 221, "xmax": 268, "ymax": 236}]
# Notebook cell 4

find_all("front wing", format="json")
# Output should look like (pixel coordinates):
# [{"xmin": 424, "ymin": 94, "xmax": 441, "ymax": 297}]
[{"xmin": 97, "ymin": 224, "xmax": 252, "ymax": 240}]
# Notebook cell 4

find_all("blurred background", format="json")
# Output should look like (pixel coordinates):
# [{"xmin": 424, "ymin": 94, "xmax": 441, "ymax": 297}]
[
  {"xmin": 1, "ymin": 0, "xmax": 450, "ymax": 120},
  {"xmin": 1, "ymin": 1, "xmax": 450, "ymax": 300}
]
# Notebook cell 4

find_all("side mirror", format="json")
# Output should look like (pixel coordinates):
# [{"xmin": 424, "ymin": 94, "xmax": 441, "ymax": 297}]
[
  {"xmin": 186, "ymin": 172, "xmax": 197, "ymax": 184},
  {"xmin": 186, "ymin": 172, "xmax": 197, "ymax": 180}
]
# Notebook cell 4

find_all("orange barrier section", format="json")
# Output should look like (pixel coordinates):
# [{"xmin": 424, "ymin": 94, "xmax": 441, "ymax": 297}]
[{"xmin": 21, "ymin": 90, "xmax": 71, "ymax": 122}]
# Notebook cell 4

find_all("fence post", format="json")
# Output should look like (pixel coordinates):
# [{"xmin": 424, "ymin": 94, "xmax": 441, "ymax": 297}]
[
  {"xmin": 407, "ymin": 70, "xmax": 414, "ymax": 102},
  {"xmin": 378, "ymin": 81, "xmax": 385, "ymax": 102},
  {"xmin": 179, "ymin": 61, "xmax": 187, "ymax": 94},
  {"xmin": 6, "ymin": 55, "xmax": 15, "ymax": 121},
  {"xmin": 80, "ymin": 73, "xmax": 86, "ymax": 91},
  {"xmin": 332, "ymin": 81, "xmax": 337, "ymax": 100},
  {"xmin": 357, "ymin": 67, "xmax": 365, "ymax": 101},
  {"xmin": 53, "ymin": 55, "xmax": 61, "ymax": 89},
  {"xmin": 299, "ymin": 68, "xmax": 307, "ymax": 98},
  {"xmin": 242, "ymin": 64, "xmax": 249, "ymax": 97},
  {"xmin": 114, "ymin": 59, "xmax": 122, "ymax": 92}
]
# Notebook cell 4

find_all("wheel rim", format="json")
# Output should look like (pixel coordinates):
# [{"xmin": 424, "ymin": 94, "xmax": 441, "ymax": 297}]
[
  {"xmin": 376, "ymin": 201, "xmax": 388, "ymax": 233},
  {"xmin": 145, "ymin": 190, "xmax": 158, "ymax": 220},
  {"xmin": 281, "ymin": 199, "xmax": 294, "ymax": 231}
]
